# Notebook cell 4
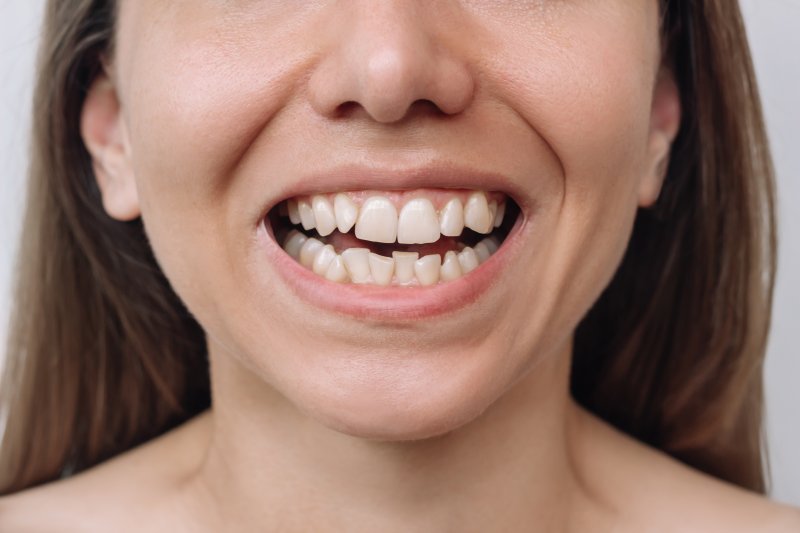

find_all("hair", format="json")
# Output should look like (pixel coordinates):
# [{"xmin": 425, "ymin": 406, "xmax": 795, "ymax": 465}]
[{"xmin": 0, "ymin": 0, "xmax": 777, "ymax": 495}]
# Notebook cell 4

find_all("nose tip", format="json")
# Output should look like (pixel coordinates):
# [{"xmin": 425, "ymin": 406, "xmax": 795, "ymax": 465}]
[{"xmin": 307, "ymin": 7, "xmax": 475, "ymax": 125}]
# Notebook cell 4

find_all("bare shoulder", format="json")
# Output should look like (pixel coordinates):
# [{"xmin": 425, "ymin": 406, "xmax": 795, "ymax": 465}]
[
  {"xmin": 574, "ymin": 406, "xmax": 800, "ymax": 533},
  {"xmin": 0, "ymin": 411, "xmax": 211, "ymax": 533}
]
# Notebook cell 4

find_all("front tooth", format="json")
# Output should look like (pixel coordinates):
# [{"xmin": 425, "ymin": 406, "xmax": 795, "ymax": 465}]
[
  {"xmin": 312, "ymin": 195, "xmax": 337, "ymax": 237},
  {"xmin": 312, "ymin": 244, "xmax": 337, "ymax": 275},
  {"xmin": 493, "ymin": 202, "xmax": 506, "ymax": 228},
  {"xmin": 397, "ymin": 198, "xmax": 440, "ymax": 244},
  {"xmin": 288, "ymin": 200, "xmax": 302, "ymax": 225},
  {"xmin": 464, "ymin": 192, "xmax": 493, "ymax": 234},
  {"xmin": 457, "ymin": 247, "xmax": 480, "ymax": 274},
  {"xmin": 440, "ymin": 251, "xmax": 463, "ymax": 282},
  {"xmin": 341, "ymin": 248, "xmax": 371, "ymax": 283},
  {"xmin": 355, "ymin": 196, "xmax": 398, "ymax": 243},
  {"xmin": 325, "ymin": 255, "xmax": 349, "ymax": 283},
  {"xmin": 414, "ymin": 254, "xmax": 441, "ymax": 286},
  {"xmin": 283, "ymin": 230, "xmax": 307, "ymax": 260},
  {"xmin": 439, "ymin": 198, "xmax": 465, "ymax": 237},
  {"xmin": 392, "ymin": 252, "xmax": 419, "ymax": 284},
  {"xmin": 298, "ymin": 199, "xmax": 316, "ymax": 231},
  {"xmin": 369, "ymin": 253, "xmax": 395, "ymax": 286},
  {"xmin": 473, "ymin": 241, "xmax": 491, "ymax": 263},
  {"xmin": 334, "ymin": 193, "xmax": 358, "ymax": 234},
  {"xmin": 299, "ymin": 238, "xmax": 324, "ymax": 268}
]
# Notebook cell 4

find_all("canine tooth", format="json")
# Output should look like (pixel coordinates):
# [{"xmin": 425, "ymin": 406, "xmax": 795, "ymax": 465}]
[
  {"xmin": 440, "ymin": 251, "xmax": 463, "ymax": 282},
  {"xmin": 397, "ymin": 198, "xmax": 440, "ymax": 244},
  {"xmin": 279, "ymin": 202, "xmax": 289, "ymax": 217},
  {"xmin": 325, "ymin": 255, "xmax": 349, "ymax": 283},
  {"xmin": 439, "ymin": 198, "xmax": 465, "ymax": 237},
  {"xmin": 298, "ymin": 199, "xmax": 316, "ymax": 231},
  {"xmin": 488, "ymin": 201, "xmax": 498, "ymax": 226},
  {"xmin": 356, "ymin": 196, "xmax": 398, "ymax": 244},
  {"xmin": 283, "ymin": 230, "xmax": 307, "ymax": 260},
  {"xmin": 473, "ymin": 241, "xmax": 491, "ymax": 263},
  {"xmin": 334, "ymin": 193, "xmax": 358, "ymax": 234},
  {"xmin": 464, "ymin": 192, "xmax": 493, "ymax": 234},
  {"xmin": 457, "ymin": 247, "xmax": 480, "ymax": 274},
  {"xmin": 288, "ymin": 200, "xmax": 302, "ymax": 225},
  {"xmin": 312, "ymin": 195, "xmax": 337, "ymax": 237},
  {"xmin": 369, "ymin": 253, "xmax": 394, "ymax": 286},
  {"xmin": 392, "ymin": 252, "xmax": 419, "ymax": 284},
  {"xmin": 299, "ymin": 238, "xmax": 324, "ymax": 268},
  {"xmin": 341, "ymin": 248, "xmax": 371, "ymax": 283},
  {"xmin": 493, "ymin": 201, "xmax": 506, "ymax": 228},
  {"xmin": 312, "ymin": 244, "xmax": 337, "ymax": 275},
  {"xmin": 414, "ymin": 254, "xmax": 441, "ymax": 286}
]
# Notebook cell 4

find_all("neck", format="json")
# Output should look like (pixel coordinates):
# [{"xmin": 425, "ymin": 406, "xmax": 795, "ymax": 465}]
[{"xmin": 194, "ymin": 338, "xmax": 592, "ymax": 532}]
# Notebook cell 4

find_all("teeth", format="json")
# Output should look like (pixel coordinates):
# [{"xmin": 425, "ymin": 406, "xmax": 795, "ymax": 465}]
[
  {"xmin": 414, "ymin": 254, "xmax": 441, "ymax": 286},
  {"xmin": 312, "ymin": 196, "xmax": 337, "ymax": 237},
  {"xmin": 440, "ymin": 251, "xmax": 463, "ymax": 282},
  {"xmin": 283, "ymin": 234, "xmax": 501, "ymax": 286},
  {"xmin": 473, "ymin": 241, "xmax": 491, "ymax": 263},
  {"xmin": 457, "ymin": 247, "xmax": 480, "ymax": 274},
  {"xmin": 493, "ymin": 202, "xmax": 506, "ymax": 228},
  {"xmin": 283, "ymin": 230, "xmax": 307, "ymax": 260},
  {"xmin": 439, "ymin": 198, "xmax": 465, "ymax": 238},
  {"xmin": 341, "ymin": 248, "xmax": 371, "ymax": 283},
  {"xmin": 397, "ymin": 198, "xmax": 440, "ymax": 245},
  {"xmin": 368, "ymin": 253, "xmax": 395, "ymax": 286},
  {"xmin": 464, "ymin": 192, "xmax": 494, "ymax": 234},
  {"xmin": 299, "ymin": 238, "xmax": 324, "ymax": 268},
  {"xmin": 288, "ymin": 200, "xmax": 302, "ymax": 225},
  {"xmin": 334, "ymin": 193, "xmax": 358, "ymax": 234},
  {"xmin": 356, "ymin": 197, "xmax": 398, "ymax": 244},
  {"xmin": 392, "ymin": 251, "xmax": 419, "ymax": 284},
  {"xmin": 298, "ymin": 199, "xmax": 316, "ymax": 231},
  {"xmin": 325, "ymin": 255, "xmax": 349, "ymax": 283},
  {"xmin": 312, "ymin": 244, "xmax": 337, "ymax": 276}
]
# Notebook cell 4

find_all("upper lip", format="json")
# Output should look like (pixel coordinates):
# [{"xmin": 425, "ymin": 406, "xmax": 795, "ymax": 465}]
[{"xmin": 261, "ymin": 160, "xmax": 529, "ymax": 222}]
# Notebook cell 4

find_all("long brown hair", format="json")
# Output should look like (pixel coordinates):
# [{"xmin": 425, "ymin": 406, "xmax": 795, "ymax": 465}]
[{"xmin": 1, "ymin": 0, "xmax": 777, "ymax": 494}]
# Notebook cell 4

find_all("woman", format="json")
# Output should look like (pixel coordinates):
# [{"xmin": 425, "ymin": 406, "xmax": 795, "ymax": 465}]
[{"xmin": 0, "ymin": 0, "xmax": 798, "ymax": 530}]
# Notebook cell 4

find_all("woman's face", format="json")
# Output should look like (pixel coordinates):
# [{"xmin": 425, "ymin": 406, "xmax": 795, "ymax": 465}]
[{"xmin": 84, "ymin": 0, "xmax": 678, "ymax": 438}]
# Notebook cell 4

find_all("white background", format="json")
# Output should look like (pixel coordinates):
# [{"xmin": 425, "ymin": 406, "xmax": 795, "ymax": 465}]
[{"xmin": 1, "ymin": 0, "xmax": 798, "ymax": 505}]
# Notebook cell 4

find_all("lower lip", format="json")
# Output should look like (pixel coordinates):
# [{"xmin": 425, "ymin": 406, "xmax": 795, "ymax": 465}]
[{"xmin": 257, "ymin": 218, "xmax": 524, "ymax": 321}]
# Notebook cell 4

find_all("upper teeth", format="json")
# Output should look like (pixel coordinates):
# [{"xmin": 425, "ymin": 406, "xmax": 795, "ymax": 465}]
[{"xmin": 284, "ymin": 190, "xmax": 505, "ymax": 244}]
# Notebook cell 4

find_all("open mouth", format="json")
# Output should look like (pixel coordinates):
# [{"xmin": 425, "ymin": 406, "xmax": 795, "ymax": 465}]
[{"xmin": 265, "ymin": 189, "xmax": 520, "ymax": 287}]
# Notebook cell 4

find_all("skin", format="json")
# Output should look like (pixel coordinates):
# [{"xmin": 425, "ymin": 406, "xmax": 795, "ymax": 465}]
[{"xmin": 2, "ymin": 0, "xmax": 800, "ymax": 531}]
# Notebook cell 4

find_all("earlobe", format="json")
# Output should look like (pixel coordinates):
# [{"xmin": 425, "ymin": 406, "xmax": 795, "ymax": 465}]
[
  {"xmin": 80, "ymin": 73, "xmax": 141, "ymax": 221},
  {"xmin": 638, "ymin": 65, "xmax": 682, "ymax": 208}
]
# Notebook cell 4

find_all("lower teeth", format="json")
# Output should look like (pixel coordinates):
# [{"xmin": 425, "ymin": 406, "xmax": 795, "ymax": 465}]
[{"xmin": 282, "ymin": 229, "xmax": 501, "ymax": 286}]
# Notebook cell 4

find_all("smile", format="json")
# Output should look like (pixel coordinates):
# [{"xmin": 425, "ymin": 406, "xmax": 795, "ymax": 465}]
[{"xmin": 267, "ymin": 189, "xmax": 519, "ymax": 287}]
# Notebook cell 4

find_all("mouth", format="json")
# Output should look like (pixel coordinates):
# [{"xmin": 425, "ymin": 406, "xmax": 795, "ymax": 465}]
[{"xmin": 264, "ymin": 189, "xmax": 520, "ymax": 287}]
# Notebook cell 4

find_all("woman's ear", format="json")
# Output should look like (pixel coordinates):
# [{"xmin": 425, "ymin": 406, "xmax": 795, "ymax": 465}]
[
  {"xmin": 638, "ymin": 65, "xmax": 682, "ymax": 208},
  {"xmin": 81, "ymin": 72, "xmax": 141, "ymax": 221}
]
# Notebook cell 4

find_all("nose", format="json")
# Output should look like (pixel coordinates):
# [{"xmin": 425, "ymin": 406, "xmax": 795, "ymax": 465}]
[{"xmin": 307, "ymin": 2, "xmax": 475, "ymax": 124}]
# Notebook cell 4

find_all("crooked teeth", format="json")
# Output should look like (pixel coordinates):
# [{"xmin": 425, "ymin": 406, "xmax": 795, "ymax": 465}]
[
  {"xmin": 414, "ymin": 254, "xmax": 442, "ymax": 286},
  {"xmin": 392, "ymin": 251, "xmax": 419, "ymax": 284},
  {"xmin": 440, "ymin": 251, "xmax": 463, "ymax": 282},
  {"xmin": 341, "ymin": 248, "xmax": 371, "ymax": 283},
  {"xmin": 312, "ymin": 196, "xmax": 337, "ymax": 237},
  {"xmin": 286, "ymin": 235, "xmax": 501, "ymax": 287},
  {"xmin": 464, "ymin": 192, "xmax": 494, "ymax": 234},
  {"xmin": 334, "ymin": 193, "xmax": 358, "ymax": 234},
  {"xmin": 281, "ymin": 191, "xmax": 508, "ymax": 244},
  {"xmin": 356, "ymin": 196, "xmax": 398, "ymax": 244},
  {"xmin": 369, "ymin": 253, "xmax": 395, "ymax": 286},
  {"xmin": 439, "ymin": 198, "xmax": 465, "ymax": 237}
]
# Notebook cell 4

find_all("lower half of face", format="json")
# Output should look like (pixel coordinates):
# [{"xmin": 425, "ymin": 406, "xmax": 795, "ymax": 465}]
[{"xmin": 118, "ymin": 0, "xmax": 661, "ymax": 439}]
